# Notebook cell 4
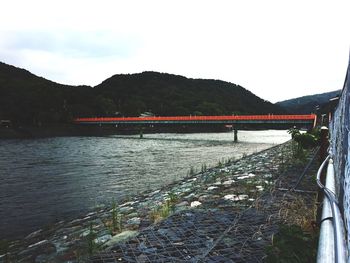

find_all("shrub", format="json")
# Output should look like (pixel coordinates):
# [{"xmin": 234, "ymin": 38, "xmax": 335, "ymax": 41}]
[
  {"xmin": 294, "ymin": 133, "xmax": 318, "ymax": 149},
  {"xmin": 265, "ymin": 225, "xmax": 318, "ymax": 263}
]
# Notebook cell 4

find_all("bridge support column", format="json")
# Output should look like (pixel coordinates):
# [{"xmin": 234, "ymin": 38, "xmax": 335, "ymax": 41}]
[{"xmin": 234, "ymin": 129, "xmax": 238, "ymax": 142}]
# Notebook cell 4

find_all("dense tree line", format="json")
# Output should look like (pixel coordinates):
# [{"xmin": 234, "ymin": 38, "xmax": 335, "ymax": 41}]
[
  {"xmin": 0, "ymin": 62, "xmax": 285, "ymax": 125},
  {"xmin": 276, "ymin": 90, "xmax": 341, "ymax": 114}
]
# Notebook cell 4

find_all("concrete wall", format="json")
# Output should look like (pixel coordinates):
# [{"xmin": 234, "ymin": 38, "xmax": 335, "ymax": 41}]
[{"xmin": 329, "ymin": 54, "xmax": 350, "ymax": 259}]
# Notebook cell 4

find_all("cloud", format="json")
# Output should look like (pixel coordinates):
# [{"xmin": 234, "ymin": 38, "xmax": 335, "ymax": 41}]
[
  {"xmin": 0, "ymin": 0, "xmax": 349, "ymax": 102},
  {"xmin": 1, "ymin": 31, "xmax": 141, "ymax": 59}
]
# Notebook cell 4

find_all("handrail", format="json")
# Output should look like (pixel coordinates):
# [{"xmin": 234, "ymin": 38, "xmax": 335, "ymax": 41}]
[
  {"xmin": 73, "ymin": 114, "xmax": 317, "ymax": 123},
  {"xmin": 317, "ymin": 154, "xmax": 347, "ymax": 263}
]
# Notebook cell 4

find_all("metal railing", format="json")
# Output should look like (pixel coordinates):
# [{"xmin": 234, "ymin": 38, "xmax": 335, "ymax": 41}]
[{"xmin": 317, "ymin": 153, "xmax": 347, "ymax": 263}]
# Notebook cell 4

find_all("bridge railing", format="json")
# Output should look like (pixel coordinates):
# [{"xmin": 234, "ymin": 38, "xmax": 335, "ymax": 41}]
[{"xmin": 74, "ymin": 114, "xmax": 316, "ymax": 123}]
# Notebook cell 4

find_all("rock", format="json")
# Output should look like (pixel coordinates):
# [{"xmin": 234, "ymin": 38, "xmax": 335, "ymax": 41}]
[
  {"xmin": 183, "ymin": 193, "xmax": 196, "ymax": 200},
  {"xmin": 198, "ymin": 195, "xmax": 209, "ymax": 202},
  {"xmin": 120, "ymin": 201, "xmax": 137, "ymax": 207},
  {"xmin": 28, "ymin": 240, "xmax": 49, "ymax": 249},
  {"xmin": 119, "ymin": 206, "xmax": 134, "ymax": 213},
  {"xmin": 222, "ymin": 180, "xmax": 235, "ymax": 185},
  {"xmin": 207, "ymin": 186, "xmax": 218, "ymax": 191},
  {"xmin": 104, "ymin": 231, "xmax": 138, "ymax": 248},
  {"xmin": 25, "ymin": 229, "xmax": 43, "ymax": 240},
  {"xmin": 149, "ymin": 190, "xmax": 161, "ymax": 196},
  {"xmin": 238, "ymin": 195, "xmax": 249, "ymax": 200},
  {"xmin": 35, "ymin": 253, "xmax": 53, "ymax": 263},
  {"xmin": 223, "ymin": 194, "xmax": 239, "ymax": 202},
  {"xmin": 176, "ymin": 201, "xmax": 189, "ymax": 207},
  {"xmin": 190, "ymin": 201, "xmax": 202, "ymax": 207},
  {"xmin": 256, "ymin": 185, "xmax": 264, "ymax": 191},
  {"xmin": 248, "ymin": 173, "xmax": 256, "ymax": 178},
  {"xmin": 157, "ymin": 228, "xmax": 181, "ymax": 242},
  {"xmin": 180, "ymin": 187, "xmax": 192, "ymax": 194},
  {"xmin": 137, "ymin": 253, "xmax": 149, "ymax": 263},
  {"xmin": 94, "ymin": 234, "xmax": 112, "ymax": 245},
  {"xmin": 86, "ymin": 211, "xmax": 97, "ymax": 217},
  {"xmin": 90, "ymin": 218, "xmax": 104, "ymax": 228},
  {"xmin": 138, "ymin": 242, "xmax": 157, "ymax": 253},
  {"xmin": 19, "ymin": 240, "xmax": 56, "ymax": 259},
  {"xmin": 127, "ymin": 212, "xmax": 139, "ymax": 218},
  {"xmin": 80, "ymin": 229, "xmax": 91, "ymax": 237},
  {"xmin": 175, "ymin": 201, "xmax": 189, "ymax": 212},
  {"xmin": 127, "ymin": 217, "xmax": 141, "ymax": 226}
]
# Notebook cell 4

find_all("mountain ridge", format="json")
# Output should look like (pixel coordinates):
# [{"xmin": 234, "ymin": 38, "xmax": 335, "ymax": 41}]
[
  {"xmin": 276, "ymin": 90, "xmax": 341, "ymax": 114},
  {"xmin": 0, "ymin": 61, "xmax": 284, "ymax": 125}
]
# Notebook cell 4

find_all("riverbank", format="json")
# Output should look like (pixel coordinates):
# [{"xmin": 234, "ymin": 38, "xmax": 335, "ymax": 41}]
[
  {"xmin": 0, "ymin": 124, "xmax": 225, "ymax": 139},
  {"xmin": 0, "ymin": 141, "xmax": 318, "ymax": 262},
  {"xmin": 0, "ymin": 125, "xmax": 115, "ymax": 139},
  {"xmin": 0, "ymin": 124, "xmax": 290, "ymax": 139}
]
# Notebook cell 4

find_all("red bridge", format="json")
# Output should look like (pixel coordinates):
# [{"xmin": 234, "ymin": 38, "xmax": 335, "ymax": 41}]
[{"xmin": 74, "ymin": 114, "xmax": 316, "ymax": 127}]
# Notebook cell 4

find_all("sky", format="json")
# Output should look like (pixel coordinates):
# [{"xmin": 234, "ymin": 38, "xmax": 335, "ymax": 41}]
[{"xmin": 0, "ymin": 0, "xmax": 349, "ymax": 103}]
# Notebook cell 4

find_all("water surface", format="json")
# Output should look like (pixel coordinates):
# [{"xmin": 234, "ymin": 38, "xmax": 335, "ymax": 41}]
[{"xmin": 0, "ymin": 130, "xmax": 289, "ymax": 239}]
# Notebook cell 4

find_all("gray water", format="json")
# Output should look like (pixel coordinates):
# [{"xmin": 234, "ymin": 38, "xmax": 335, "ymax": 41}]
[{"xmin": 0, "ymin": 130, "xmax": 290, "ymax": 240}]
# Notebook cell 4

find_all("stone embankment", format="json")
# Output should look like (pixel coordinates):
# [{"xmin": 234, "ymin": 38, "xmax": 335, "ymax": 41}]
[{"xmin": 1, "ymin": 141, "xmax": 316, "ymax": 262}]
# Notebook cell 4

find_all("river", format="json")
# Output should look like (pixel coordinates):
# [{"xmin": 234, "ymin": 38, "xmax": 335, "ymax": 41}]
[{"xmin": 0, "ymin": 130, "xmax": 290, "ymax": 240}]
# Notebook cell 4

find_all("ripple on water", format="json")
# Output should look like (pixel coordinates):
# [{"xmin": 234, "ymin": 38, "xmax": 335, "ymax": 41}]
[{"xmin": 0, "ymin": 130, "xmax": 289, "ymax": 239}]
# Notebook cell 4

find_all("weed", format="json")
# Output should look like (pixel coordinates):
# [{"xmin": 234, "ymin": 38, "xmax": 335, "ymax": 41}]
[
  {"xmin": 201, "ymin": 163, "xmax": 207, "ymax": 173},
  {"xmin": 265, "ymin": 194, "xmax": 318, "ymax": 262},
  {"xmin": 189, "ymin": 166, "xmax": 196, "ymax": 176},
  {"xmin": 204, "ymin": 173, "xmax": 218, "ymax": 184},
  {"xmin": 111, "ymin": 200, "xmax": 118, "ymax": 232},
  {"xmin": 111, "ymin": 199, "xmax": 123, "ymax": 233},
  {"xmin": 217, "ymin": 159, "xmax": 223, "ymax": 168},
  {"xmin": 87, "ymin": 223, "xmax": 98, "ymax": 256},
  {"xmin": 265, "ymin": 224, "xmax": 318, "ymax": 263},
  {"xmin": 279, "ymin": 196, "xmax": 317, "ymax": 231},
  {"xmin": 149, "ymin": 193, "xmax": 178, "ymax": 223},
  {"xmin": 149, "ymin": 205, "xmax": 163, "ymax": 223},
  {"xmin": 161, "ymin": 201, "xmax": 171, "ymax": 218}
]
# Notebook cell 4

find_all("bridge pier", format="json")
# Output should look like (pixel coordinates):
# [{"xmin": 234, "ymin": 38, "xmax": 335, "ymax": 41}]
[{"xmin": 234, "ymin": 129, "xmax": 238, "ymax": 142}]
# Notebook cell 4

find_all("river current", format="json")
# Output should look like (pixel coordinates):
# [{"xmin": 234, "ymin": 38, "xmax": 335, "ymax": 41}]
[{"xmin": 0, "ymin": 130, "xmax": 290, "ymax": 240}]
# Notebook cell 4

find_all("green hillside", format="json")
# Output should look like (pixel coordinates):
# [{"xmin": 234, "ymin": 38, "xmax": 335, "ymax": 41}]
[
  {"xmin": 276, "ymin": 90, "xmax": 341, "ymax": 114},
  {"xmin": 0, "ymin": 62, "xmax": 284, "ymax": 125},
  {"xmin": 95, "ymin": 71, "xmax": 284, "ymax": 117}
]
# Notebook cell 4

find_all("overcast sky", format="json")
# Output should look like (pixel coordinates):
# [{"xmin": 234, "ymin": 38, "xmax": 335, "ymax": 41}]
[{"xmin": 0, "ymin": 0, "xmax": 349, "ymax": 102}]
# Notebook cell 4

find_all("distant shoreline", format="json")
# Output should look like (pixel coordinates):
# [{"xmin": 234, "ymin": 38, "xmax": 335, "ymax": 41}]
[{"xmin": 0, "ymin": 123, "xmax": 289, "ymax": 139}]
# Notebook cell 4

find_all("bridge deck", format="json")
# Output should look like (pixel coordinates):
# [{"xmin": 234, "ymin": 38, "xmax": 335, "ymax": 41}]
[{"xmin": 74, "ymin": 114, "xmax": 316, "ymax": 125}]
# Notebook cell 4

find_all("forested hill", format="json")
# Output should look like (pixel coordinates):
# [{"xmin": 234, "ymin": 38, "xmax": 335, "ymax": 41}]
[
  {"xmin": 276, "ymin": 90, "xmax": 341, "ymax": 114},
  {"xmin": 0, "ymin": 62, "xmax": 93, "ymax": 125},
  {"xmin": 95, "ymin": 71, "xmax": 284, "ymax": 116},
  {"xmin": 0, "ymin": 62, "xmax": 284, "ymax": 125}
]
